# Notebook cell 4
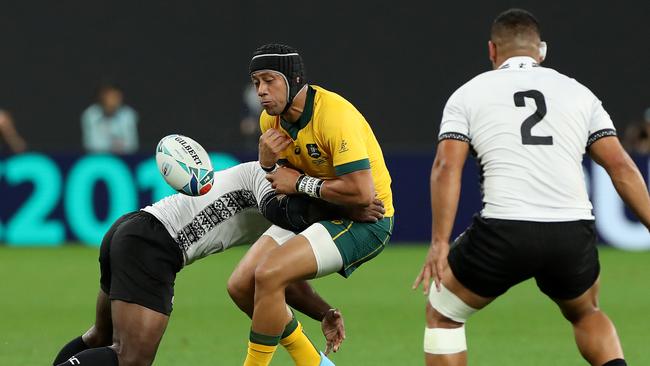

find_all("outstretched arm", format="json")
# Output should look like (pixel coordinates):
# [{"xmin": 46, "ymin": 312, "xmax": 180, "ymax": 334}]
[
  {"xmin": 589, "ymin": 136, "xmax": 650, "ymax": 229},
  {"xmin": 413, "ymin": 139, "xmax": 469, "ymax": 294}
]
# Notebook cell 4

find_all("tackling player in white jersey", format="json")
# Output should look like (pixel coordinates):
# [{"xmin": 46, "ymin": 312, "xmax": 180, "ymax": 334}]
[
  {"xmin": 52, "ymin": 161, "xmax": 384, "ymax": 366},
  {"xmin": 413, "ymin": 8, "xmax": 650, "ymax": 366}
]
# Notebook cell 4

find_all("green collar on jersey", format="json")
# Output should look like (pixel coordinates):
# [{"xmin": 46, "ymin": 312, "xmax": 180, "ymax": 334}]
[{"xmin": 280, "ymin": 85, "xmax": 315, "ymax": 140}]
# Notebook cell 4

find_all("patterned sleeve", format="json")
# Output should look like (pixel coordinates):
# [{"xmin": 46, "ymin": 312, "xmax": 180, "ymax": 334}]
[
  {"xmin": 438, "ymin": 87, "xmax": 471, "ymax": 143},
  {"xmin": 586, "ymin": 97, "xmax": 617, "ymax": 148},
  {"xmin": 242, "ymin": 162, "xmax": 275, "ymax": 208}
]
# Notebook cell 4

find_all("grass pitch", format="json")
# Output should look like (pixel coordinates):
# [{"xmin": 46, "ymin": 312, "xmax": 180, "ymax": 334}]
[{"xmin": 0, "ymin": 244, "xmax": 648, "ymax": 365}]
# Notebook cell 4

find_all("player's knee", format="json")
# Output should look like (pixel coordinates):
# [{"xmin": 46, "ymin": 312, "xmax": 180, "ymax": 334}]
[
  {"xmin": 114, "ymin": 341, "xmax": 157, "ymax": 366},
  {"xmin": 428, "ymin": 284, "xmax": 477, "ymax": 325},
  {"xmin": 562, "ymin": 304, "xmax": 600, "ymax": 324},
  {"xmin": 424, "ymin": 285, "xmax": 474, "ymax": 355},
  {"xmin": 426, "ymin": 302, "xmax": 460, "ymax": 328},
  {"xmin": 82, "ymin": 325, "xmax": 113, "ymax": 348},
  {"xmin": 557, "ymin": 293, "xmax": 600, "ymax": 324},
  {"xmin": 254, "ymin": 261, "xmax": 287, "ymax": 291},
  {"xmin": 226, "ymin": 272, "xmax": 253, "ymax": 303}
]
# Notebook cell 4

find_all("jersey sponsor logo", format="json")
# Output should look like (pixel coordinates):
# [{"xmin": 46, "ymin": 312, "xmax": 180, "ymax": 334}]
[
  {"xmin": 339, "ymin": 140, "xmax": 349, "ymax": 153},
  {"xmin": 175, "ymin": 189, "xmax": 258, "ymax": 251},
  {"xmin": 306, "ymin": 143, "xmax": 321, "ymax": 158}
]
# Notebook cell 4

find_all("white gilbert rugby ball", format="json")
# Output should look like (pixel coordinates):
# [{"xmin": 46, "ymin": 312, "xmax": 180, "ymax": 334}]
[{"xmin": 155, "ymin": 134, "xmax": 214, "ymax": 196}]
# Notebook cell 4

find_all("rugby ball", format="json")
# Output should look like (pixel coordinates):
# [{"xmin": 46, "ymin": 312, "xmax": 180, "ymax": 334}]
[{"xmin": 155, "ymin": 134, "xmax": 214, "ymax": 196}]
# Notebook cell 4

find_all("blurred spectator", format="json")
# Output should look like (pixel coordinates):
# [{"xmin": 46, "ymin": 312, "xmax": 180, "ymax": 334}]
[
  {"xmin": 622, "ymin": 107, "xmax": 650, "ymax": 154},
  {"xmin": 0, "ymin": 109, "xmax": 27, "ymax": 153},
  {"xmin": 239, "ymin": 83, "xmax": 263, "ymax": 151},
  {"xmin": 82, "ymin": 83, "xmax": 139, "ymax": 154}
]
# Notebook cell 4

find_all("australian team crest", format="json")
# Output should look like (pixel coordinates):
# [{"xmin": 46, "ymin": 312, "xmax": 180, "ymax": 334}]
[{"xmin": 306, "ymin": 143, "xmax": 321, "ymax": 158}]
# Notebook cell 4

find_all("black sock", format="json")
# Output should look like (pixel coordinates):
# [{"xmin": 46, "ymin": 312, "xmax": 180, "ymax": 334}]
[
  {"xmin": 602, "ymin": 359, "xmax": 627, "ymax": 366},
  {"xmin": 52, "ymin": 336, "xmax": 89, "ymax": 365},
  {"xmin": 55, "ymin": 347, "xmax": 118, "ymax": 366}
]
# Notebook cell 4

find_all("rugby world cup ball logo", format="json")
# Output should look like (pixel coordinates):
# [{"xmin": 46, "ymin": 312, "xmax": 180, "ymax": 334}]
[{"xmin": 161, "ymin": 162, "xmax": 172, "ymax": 176}]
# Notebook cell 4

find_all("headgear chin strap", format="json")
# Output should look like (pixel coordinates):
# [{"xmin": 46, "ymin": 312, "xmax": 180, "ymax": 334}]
[{"xmin": 249, "ymin": 44, "xmax": 306, "ymax": 113}]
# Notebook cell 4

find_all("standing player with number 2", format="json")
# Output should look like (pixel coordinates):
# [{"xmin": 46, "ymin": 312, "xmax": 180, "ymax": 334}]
[{"xmin": 413, "ymin": 8, "xmax": 650, "ymax": 366}]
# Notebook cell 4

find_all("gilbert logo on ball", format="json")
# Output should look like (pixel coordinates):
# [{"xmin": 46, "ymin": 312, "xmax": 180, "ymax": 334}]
[{"xmin": 155, "ymin": 134, "xmax": 214, "ymax": 196}]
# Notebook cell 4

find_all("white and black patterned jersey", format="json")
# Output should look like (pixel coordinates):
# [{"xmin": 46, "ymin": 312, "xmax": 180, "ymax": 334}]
[
  {"xmin": 142, "ymin": 161, "xmax": 274, "ymax": 266},
  {"xmin": 439, "ymin": 56, "xmax": 616, "ymax": 221}
]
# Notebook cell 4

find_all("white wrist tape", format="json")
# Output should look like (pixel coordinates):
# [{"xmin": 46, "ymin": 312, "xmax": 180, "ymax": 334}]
[{"xmin": 295, "ymin": 175, "xmax": 324, "ymax": 198}]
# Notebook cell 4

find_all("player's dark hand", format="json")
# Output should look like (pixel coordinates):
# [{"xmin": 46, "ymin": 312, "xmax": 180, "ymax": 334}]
[
  {"xmin": 266, "ymin": 166, "xmax": 301, "ymax": 194},
  {"xmin": 343, "ymin": 198, "xmax": 385, "ymax": 222},
  {"xmin": 412, "ymin": 240, "xmax": 449, "ymax": 295},
  {"xmin": 321, "ymin": 309, "xmax": 345, "ymax": 355},
  {"xmin": 259, "ymin": 128, "xmax": 292, "ymax": 168}
]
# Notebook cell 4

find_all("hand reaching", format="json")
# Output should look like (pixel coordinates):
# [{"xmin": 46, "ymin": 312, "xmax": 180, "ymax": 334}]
[
  {"xmin": 412, "ymin": 241, "xmax": 449, "ymax": 295},
  {"xmin": 343, "ymin": 198, "xmax": 385, "ymax": 223},
  {"xmin": 321, "ymin": 309, "xmax": 345, "ymax": 355}
]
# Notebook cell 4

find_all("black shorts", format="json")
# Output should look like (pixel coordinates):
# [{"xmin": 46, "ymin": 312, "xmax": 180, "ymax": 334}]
[
  {"xmin": 448, "ymin": 215, "xmax": 599, "ymax": 300},
  {"xmin": 99, "ymin": 211, "xmax": 183, "ymax": 315}
]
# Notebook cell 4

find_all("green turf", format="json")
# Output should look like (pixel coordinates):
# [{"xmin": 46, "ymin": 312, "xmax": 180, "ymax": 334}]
[{"xmin": 0, "ymin": 244, "xmax": 648, "ymax": 365}]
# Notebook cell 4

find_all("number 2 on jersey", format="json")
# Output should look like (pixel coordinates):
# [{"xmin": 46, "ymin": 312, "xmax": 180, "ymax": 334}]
[{"xmin": 514, "ymin": 90, "xmax": 553, "ymax": 145}]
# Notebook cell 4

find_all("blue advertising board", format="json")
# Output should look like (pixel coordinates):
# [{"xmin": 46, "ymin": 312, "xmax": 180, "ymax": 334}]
[{"xmin": 0, "ymin": 153, "xmax": 648, "ymax": 249}]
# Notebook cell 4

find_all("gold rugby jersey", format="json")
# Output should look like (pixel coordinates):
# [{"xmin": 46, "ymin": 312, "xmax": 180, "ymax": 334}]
[{"xmin": 260, "ymin": 85, "xmax": 394, "ymax": 216}]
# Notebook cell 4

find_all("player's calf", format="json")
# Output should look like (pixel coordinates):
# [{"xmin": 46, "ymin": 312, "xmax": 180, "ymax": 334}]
[{"xmin": 553, "ymin": 280, "xmax": 625, "ymax": 365}]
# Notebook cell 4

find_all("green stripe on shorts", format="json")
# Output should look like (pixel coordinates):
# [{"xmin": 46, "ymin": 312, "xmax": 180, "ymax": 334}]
[{"xmin": 319, "ymin": 216, "xmax": 394, "ymax": 277}]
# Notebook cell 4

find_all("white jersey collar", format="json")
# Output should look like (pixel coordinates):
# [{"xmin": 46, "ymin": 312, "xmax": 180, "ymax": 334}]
[{"xmin": 497, "ymin": 56, "xmax": 540, "ymax": 70}]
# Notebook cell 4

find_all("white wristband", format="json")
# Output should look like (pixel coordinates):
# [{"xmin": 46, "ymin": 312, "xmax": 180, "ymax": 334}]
[{"xmin": 295, "ymin": 175, "xmax": 324, "ymax": 198}]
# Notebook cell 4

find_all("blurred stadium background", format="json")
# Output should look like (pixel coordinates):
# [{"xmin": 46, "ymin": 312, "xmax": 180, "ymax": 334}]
[{"xmin": 1, "ymin": 1, "xmax": 648, "ymax": 365}]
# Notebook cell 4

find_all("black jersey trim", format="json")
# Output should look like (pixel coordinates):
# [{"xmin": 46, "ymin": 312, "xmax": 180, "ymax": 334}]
[
  {"xmin": 439, "ymin": 132, "xmax": 470, "ymax": 143},
  {"xmin": 587, "ymin": 128, "xmax": 617, "ymax": 148},
  {"xmin": 175, "ymin": 189, "xmax": 258, "ymax": 252}
]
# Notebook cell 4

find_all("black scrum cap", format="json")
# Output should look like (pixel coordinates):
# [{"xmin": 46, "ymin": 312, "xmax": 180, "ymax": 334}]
[{"xmin": 249, "ymin": 44, "xmax": 306, "ymax": 112}]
